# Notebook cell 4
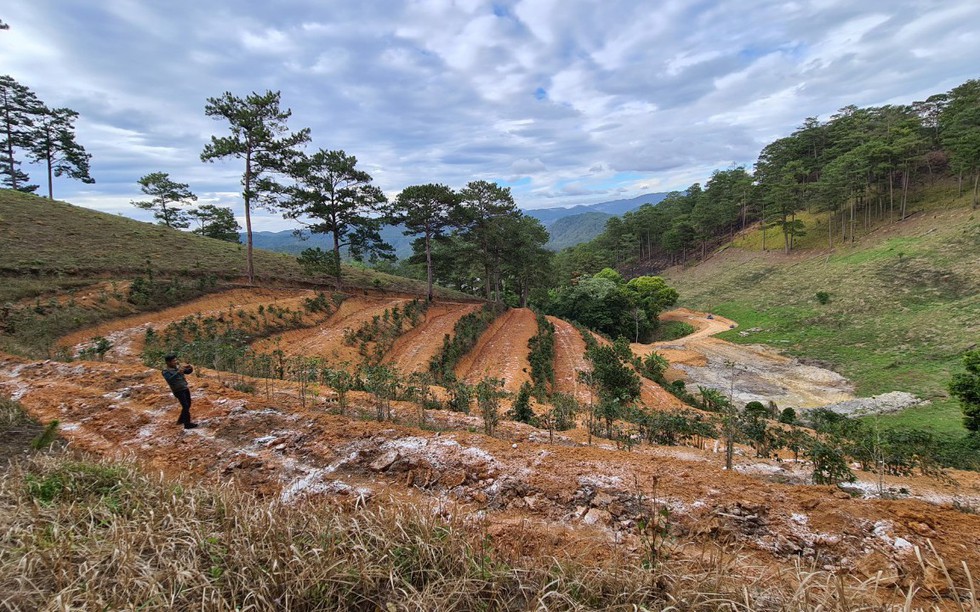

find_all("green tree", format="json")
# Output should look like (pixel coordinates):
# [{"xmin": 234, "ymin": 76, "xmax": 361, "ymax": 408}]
[
  {"xmin": 509, "ymin": 381, "xmax": 536, "ymax": 425},
  {"xmin": 624, "ymin": 276, "xmax": 679, "ymax": 341},
  {"xmin": 201, "ymin": 90, "xmax": 310, "ymax": 284},
  {"xmin": 455, "ymin": 180, "xmax": 518, "ymax": 300},
  {"xmin": 132, "ymin": 172, "xmax": 196, "ymax": 229},
  {"xmin": 26, "ymin": 105, "xmax": 94, "ymax": 199},
  {"xmin": 940, "ymin": 80, "xmax": 980, "ymax": 207},
  {"xmin": 189, "ymin": 204, "xmax": 241, "ymax": 242},
  {"xmin": 283, "ymin": 149, "xmax": 391, "ymax": 289},
  {"xmin": 950, "ymin": 349, "xmax": 980, "ymax": 431},
  {"xmin": 586, "ymin": 343, "xmax": 641, "ymax": 438},
  {"xmin": 476, "ymin": 377, "xmax": 504, "ymax": 436},
  {"xmin": 0, "ymin": 75, "xmax": 40, "ymax": 193},
  {"xmin": 499, "ymin": 213, "xmax": 551, "ymax": 307},
  {"xmin": 390, "ymin": 183, "xmax": 460, "ymax": 301}
]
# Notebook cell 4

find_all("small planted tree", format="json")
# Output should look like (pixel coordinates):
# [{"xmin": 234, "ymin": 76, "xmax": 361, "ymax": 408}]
[
  {"xmin": 476, "ymin": 377, "xmax": 504, "ymax": 436},
  {"xmin": 132, "ymin": 172, "xmax": 197, "ymax": 228},
  {"xmin": 508, "ymin": 381, "xmax": 536, "ymax": 425}
]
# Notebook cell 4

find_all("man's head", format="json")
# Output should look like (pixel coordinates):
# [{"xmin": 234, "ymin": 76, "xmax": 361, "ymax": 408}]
[{"xmin": 165, "ymin": 354, "xmax": 178, "ymax": 367}]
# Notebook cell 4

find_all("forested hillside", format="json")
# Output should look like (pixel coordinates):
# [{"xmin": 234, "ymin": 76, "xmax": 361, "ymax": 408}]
[{"xmin": 554, "ymin": 79, "xmax": 980, "ymax": 282}]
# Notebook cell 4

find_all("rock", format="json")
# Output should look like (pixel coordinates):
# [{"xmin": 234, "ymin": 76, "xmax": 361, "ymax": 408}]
[
  {"xmin": 854, "ymin": 551, "xmax": 901, "ymax": 586},
  {"xmin": 439, "ymin": 469, "xmax": 466, "ymax": 488},
  {"xmin": 593, "ymin": 492, "xmax": 615, "ymax": 507},
  {"xmin": 583, "ymin": 508, "xmax": 613, "ymax": 526},
  {"xmin": 892, "ymin": 537, "xmax": 913, "ymax": 553},
  {"xmin": 370, "ymin": 450, "xmax": 401, "ymax": 472}
]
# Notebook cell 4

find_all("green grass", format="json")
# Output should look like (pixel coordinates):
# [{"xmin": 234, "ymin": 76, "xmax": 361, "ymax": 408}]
[
  {"xmin": 667, "ymin": 192, "xmax": 980, "ymax": 437},
  {"xmin": 0, "ymin": 189, "xmax": 466, "ymax": 298}
]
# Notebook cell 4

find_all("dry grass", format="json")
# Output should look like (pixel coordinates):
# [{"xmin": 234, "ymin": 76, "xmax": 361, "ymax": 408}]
[{"xmin": 2, "ymin": 450, "xmax": 977, "ymax": 611}]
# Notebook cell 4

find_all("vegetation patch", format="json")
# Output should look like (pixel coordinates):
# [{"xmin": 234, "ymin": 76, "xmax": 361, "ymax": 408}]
[{"xmin": 429, "ymin": 303, "xmax": 506, "ymax": 381}]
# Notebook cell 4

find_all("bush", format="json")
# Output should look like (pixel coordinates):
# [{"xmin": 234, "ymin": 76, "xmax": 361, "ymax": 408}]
[{"xmin": 815, "ymin": 291, "xmax": 831, "ymax": 305}]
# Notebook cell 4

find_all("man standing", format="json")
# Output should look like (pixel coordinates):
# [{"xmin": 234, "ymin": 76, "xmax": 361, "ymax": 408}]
[{"xmin": 163, "ymin": 354, "xmax": 198, "ymax": 429}]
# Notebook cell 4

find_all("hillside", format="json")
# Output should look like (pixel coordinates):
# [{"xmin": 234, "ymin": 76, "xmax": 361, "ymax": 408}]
[
  {"xmin": 0, "ymin": 190, "xmax": 472, "ymax": 301},
  {"xmin": 545, "ymin": 211, "xmax": 613, "ymax": 250},
  {"xmin": 3, "ymin": 188, "xmax": 980, "ymax": 609},
  {"xmin": 663, "ymin": 187, "xmax": 980, "ymax": 436}
]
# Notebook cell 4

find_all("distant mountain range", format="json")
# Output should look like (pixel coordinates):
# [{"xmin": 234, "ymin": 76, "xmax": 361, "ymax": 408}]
[{"xmin": 246, "ymin": 192, "xmax": 670, "ymax": 258}]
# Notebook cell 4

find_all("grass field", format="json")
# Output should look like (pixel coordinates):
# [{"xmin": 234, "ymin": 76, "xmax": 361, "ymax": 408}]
[
  {"xmin": 665, "ymin": 188, "xmax": 980, "ymax": 436},
  {"xmin": 0, "ymin": 190, "xmax": 464, "ymax": 301}
]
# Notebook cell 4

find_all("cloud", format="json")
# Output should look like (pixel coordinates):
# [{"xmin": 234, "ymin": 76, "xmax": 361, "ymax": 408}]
[{"xmin": 5, "ymin": 0, "xmax": 980, "ymax": 227}]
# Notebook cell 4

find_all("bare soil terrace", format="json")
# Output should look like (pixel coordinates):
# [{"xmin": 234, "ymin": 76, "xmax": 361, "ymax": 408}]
[{"xmin": 4, "ymin": 288, "xmax": 980, "ymax": 607}]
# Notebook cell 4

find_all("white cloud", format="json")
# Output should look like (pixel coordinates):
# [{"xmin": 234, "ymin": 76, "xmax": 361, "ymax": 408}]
[{"xmin": 4, "ymin": 0, "xmax": 980, "ymax": 224}]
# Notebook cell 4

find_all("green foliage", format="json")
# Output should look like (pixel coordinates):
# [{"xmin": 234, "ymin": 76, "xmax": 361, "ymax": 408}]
[
  {"xmin": 584, "ymin": 343, "xmax": 641, "ymax": 438},
  {"xmin": 476, "ymin": 378, "xmax": 504, "ymax": 436},
  {"xmin": 390, "ymin": 183, "xmax": 460, "ymax": 301},
  {"xmin": 547, "ymin": 270, "xmax": 678, "ymax": 341},
  {"xmin": 445, "ymin": 377, "xmax": 473, "ymax": 414},
  {"xmin": 25, "ymin": 105, "xmax": 94, "ymax": 199},
  {"xmin": 77, "ymin": 336, "xmax": 112, "ymax": 361},
  {"xmin": 131, "ymin": 172, "xmax": 196, "ymax": 229},
  {"xmin": 508, "ymin": 381, "xmax": 536, "ymax": 425},
  {"xmin": 345, "ymin": 299, "xmax": 427, "ymax": 365},
  {"xmin": 815, "ymin": 291, "xmax": 831, "ymax": 305},
  {"xmin": 651, "ymin": 320, "xmax": 695, "ymax": 342},
  {"xmin": 202, "ymin": 89, "xmax": 311, "ymax": 284},
  {"xmin": 189, "ymin": 204, "xmax": 241, "ymax": 243},
  {"xmin": 282, "ymin": 149, "xmax": 392, "ymax": 288},
  {"xmin": 363, "ymin": 364, "xmax": 399, "ymax": 422},
  {"xmin": 640, "ymin": 351, "xmax": 669, "ymax": 382},
  {"xmin": 297, "ymin": 247, "xmax": 338, "ymax": 279},
  {"xmin": 526, "ymin": 312, "xmax": 555, "ymax": 396},
  {"xmin": 808, "ymin": 440, "xmax": 856, "ymax": 486},
  {"xmin": 949, "ymin": 349, "xmax": 980, "ymax": 431},
  {"xmin": 547, "ymin": 393, "xmax": 578, "ymax": 431},
  {"xmin": 779, "ymin": 407, "xmax": 797, "ymax": 424},
  {"xmin": 25, "ymin": 460, "xmax": 127, "ymax": 505},
  {"xmin": 31, "ymin": 419, "xmax": 60, "ymax": 450}
]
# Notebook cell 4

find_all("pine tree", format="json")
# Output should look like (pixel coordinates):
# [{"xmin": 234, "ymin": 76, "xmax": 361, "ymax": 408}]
[
  {"xmin": 201, "ymin": 90, "xmax": 310, "ymax": 284},
  {"xmin": 26, "ymin": 105, "xmax": 94, "ymax": 199},
  {"xmin": 0, "ymin": 75, "xmax": 41, "ymax": 193}
]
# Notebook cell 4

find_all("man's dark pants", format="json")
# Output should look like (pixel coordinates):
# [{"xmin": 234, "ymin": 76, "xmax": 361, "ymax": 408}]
[{"xmin": 173, "ymin": 389, "xmax": 192, "ymax": 425}]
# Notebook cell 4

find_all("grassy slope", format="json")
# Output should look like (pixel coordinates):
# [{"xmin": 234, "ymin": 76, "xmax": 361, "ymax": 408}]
[
  {"xmin": 0, "ymin": 190, "xmax": 465, "ymax": 302},
  {"xmin": 663, "ymin": 184, "xmax": 980, "ymax": 436}
]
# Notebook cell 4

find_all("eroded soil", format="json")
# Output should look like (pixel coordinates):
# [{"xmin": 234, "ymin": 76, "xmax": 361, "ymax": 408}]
[{"xmin": 5, "ymin": 291, "xmax": 980, "ymax": 605}]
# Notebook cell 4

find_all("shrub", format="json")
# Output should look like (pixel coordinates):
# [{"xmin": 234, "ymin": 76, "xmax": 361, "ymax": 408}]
[
  {"xmin": 815, "ymin": 291, "xmax": 831, "ymax": 305},
  {"xmin": 508, "ymin": 381, "xmax": 536, "ymax": 425}
]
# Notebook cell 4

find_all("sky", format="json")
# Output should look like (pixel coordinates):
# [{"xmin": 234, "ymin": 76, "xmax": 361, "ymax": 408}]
[{"xmin": 3, "ymin": 0, "xmax": 980, "ymax": 232}]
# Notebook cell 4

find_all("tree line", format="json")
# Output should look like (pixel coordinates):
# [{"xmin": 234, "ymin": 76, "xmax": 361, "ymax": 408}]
[
  {"xmin": 556, "ymin": 78, "xmax": 980, "ymax": 281},
  {"xmin": 0, "ymin": 75, "xmax": 93, "ymax": 199}
]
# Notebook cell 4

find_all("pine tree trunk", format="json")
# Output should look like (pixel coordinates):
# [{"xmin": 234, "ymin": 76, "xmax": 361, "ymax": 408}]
[
  {"xmin": 244, "ymin": 149, "xmax": 255, "ymax": 285},
  {"xmin": 425, "ymin": 230, "xmax": 433, "ymax": 302},
  {"xmin": 333, "ymin": 231, "xmax": 343, "ymax": 290}
]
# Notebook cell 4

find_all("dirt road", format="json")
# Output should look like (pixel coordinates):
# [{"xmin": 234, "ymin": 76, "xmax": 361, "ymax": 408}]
[
  {"xmin": 635, "ymin": 308, "xmax": 855, "ymax": 409},
  {"xmin": 384, "ymin": 302, "xmax": 481, "ymax": 375},
  {"xmin": 455, "ymin": 308, "xmax": 536, "ymax": 392}
]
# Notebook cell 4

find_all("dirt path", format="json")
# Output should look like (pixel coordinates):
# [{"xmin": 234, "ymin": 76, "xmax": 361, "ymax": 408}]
[
  {"xmin": 252, "ymin": 296, "xmax": 410, "ymax": 367},
  {"xmin": 636, "ymin": 308, "xmax": 855, "ymax": 410},
  {"xmin": 384, "ymin": 302, "xmax": 481, "ymax": 375},
  {"xmin": 455, "ymin": 308, "xmax": 536, "ymax": 393},
  {"xmin": 3, "ymin": 351, "xmax": 980, "ymax": 591},
  {"xmin": 548, "ymin": 317, "xmax": 591, "ymax": 404}
]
